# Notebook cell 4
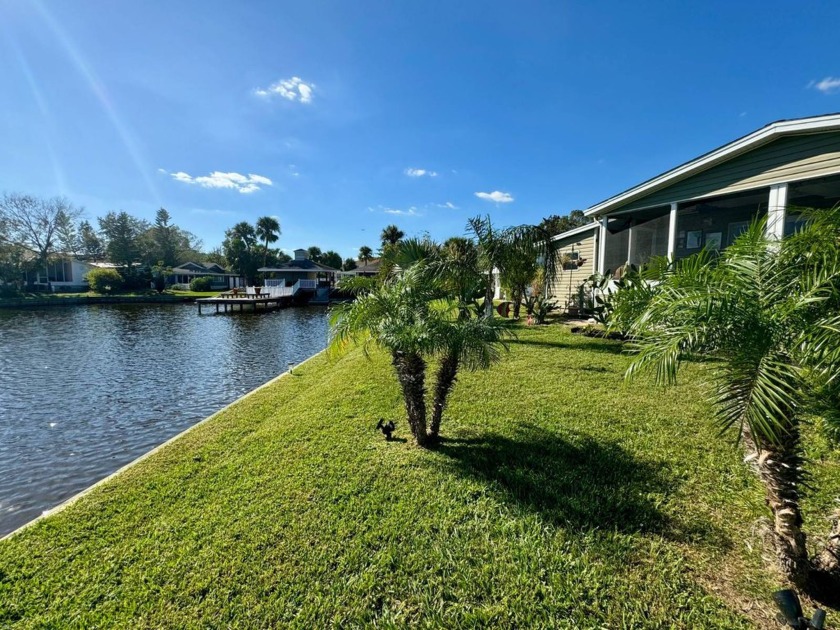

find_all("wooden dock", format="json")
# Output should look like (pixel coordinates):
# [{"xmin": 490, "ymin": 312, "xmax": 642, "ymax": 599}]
[{"xmin": 196, "ymin": 294, "xmax": 293, "ymax": 314}]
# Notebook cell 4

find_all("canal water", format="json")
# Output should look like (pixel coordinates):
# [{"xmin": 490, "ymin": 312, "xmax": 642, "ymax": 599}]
[{"xmin": 0, "ymin": 303, "xmax": 329, "ymax": 536}]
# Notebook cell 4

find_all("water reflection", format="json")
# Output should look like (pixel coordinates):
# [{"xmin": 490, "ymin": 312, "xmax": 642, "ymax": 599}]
[{"xmin": 0, "ymin": 303, "xmax": 328, "ymax": 536}]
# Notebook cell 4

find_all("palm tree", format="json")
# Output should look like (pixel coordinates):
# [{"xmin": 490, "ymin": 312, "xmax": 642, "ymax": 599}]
[
  {"xmin": 358, "ymin": 245, "xmax": 373, "ymax": 268},
  {"xmin": 331, "ymin": 264, "xmax": 439, "ymax": 446},
  {"xmin": 429, "ymin": 312, "xmax": 509, "ymax": 441},
  {"xmin": 467, "ymin": 215, "xmax": 559, "ymax": 319},
  {"xmin": 380, "ymin": 224, "xmax": 404, "ymax": 248},
  {"xmin": 331, "ymin": 246, "xmax": 511, "ymax": 447},
  {"xmin": 622, "ymin": 216, "xmax": 840, "ymax": 592},
  {"xmin": 255, "ymin": 216, "xmax": 280, "ymax": 268}
]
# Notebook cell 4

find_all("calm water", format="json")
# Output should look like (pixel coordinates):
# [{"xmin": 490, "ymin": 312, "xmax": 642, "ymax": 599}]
[{"xmin": 0, "ymin": 303, "xmax": 329, "ymax": 536}]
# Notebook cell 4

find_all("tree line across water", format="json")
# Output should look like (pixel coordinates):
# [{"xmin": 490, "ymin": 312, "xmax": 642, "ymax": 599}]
[{"xmin": 0, "ymin": 190, "xmax": 589, "ymax": 294}]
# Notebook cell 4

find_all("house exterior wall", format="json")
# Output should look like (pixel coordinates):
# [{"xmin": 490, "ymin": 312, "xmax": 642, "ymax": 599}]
[
  {"xmin": 617, "ymin": 131, "xmax": 840, "ymax": 213},
  {"xmin": 547, "ymin": 230, "xmax": 596, "ymax": 306},
  {"xmin": 34, "ymin": 259, "xmax": 94, "ymax": 289}
]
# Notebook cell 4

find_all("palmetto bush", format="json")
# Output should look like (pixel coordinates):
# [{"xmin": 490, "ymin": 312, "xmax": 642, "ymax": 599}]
[{"xmin": 621, "ymin": 212, "xmax": 840, "ymax": 595}]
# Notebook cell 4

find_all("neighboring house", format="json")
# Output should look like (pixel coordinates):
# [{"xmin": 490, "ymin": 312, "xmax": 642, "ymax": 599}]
[
  {"xmin": 27, "ymin": 258, "xmax": 100, "ymax": 290},
  {"xmin": 22, "ymin": 255, "xmax": 121, "ymax": 291},
  {"xmin": 338, "ymin": 257, "xmax": 382, "ymax": 279},
  {"xmin": 169, "ymin": 262, "xmax": 241, "ymax": 289},
  {"xmin": 259, "ymin": 249, "xmax": 340, "ymax": 286},
  {"xmin": 573, "ymin": 113, "xmax": 840, "ymax": 276}
]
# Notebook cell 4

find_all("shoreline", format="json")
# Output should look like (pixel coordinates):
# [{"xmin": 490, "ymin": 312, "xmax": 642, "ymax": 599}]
[
  {"xmin": 0, "ymin": 295, "xmax": 194, "ymax": 309},
  {"xmin": 0, "ymin": 347, "xmax": 326, "ymax": 542}
]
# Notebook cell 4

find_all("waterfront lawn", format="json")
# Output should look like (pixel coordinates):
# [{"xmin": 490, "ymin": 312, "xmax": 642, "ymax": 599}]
[{"xmin": 1, "ymin": 324, "xmax": 835, "ymax": 627}]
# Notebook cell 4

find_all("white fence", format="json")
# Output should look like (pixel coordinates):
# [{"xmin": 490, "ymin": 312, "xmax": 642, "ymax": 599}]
[{"xmin": 251, "ymin": 278, "xmax": 318, "ymax": 298}]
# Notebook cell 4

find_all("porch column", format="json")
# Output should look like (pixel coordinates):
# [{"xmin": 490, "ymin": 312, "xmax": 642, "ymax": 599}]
[
  {"xmin": 626, "ymin": 225, "xmax": 634, "ymax": 266},
  {"xmin": 667, "ymin": 202, "xmax": 678, "ymax": 261},
  {"xmin": 597, "ymin": 216, "xmax": 608, "ymax": 275},
  {"xmin": 767, "ymin": 183, "xmax": 788, "ymax": 240}
]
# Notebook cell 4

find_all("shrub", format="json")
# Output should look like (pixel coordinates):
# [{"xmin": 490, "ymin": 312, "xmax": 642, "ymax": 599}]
[
  {"xmin": 189, "ymin": 276, "xmax": 213, "ymax": 292},
  {"xmin": 0, "ymin": 284, "xmax": 21, "ymax": 298},
  {"xmin": 86, "ymin": 268, "xmax": 123, "ymax": 294}
]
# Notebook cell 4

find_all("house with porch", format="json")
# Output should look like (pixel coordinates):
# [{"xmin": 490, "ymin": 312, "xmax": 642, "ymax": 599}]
[
  {"xmin": 259, "ymin": 249, "xmax": 340, "ymax": 288},
  {"xmin": 562, "ymin": 113, "xmax": 840, "ymax": 279},
  {"xmin": 22, "ymin": 254, "xmax": 122, "ymax": 291},
  {"xmin": 168, "ymin": 262, "xmax": 241, "ymax": 290}
]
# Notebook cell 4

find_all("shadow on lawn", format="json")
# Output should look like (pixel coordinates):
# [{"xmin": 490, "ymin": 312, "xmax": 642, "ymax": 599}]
[
  {"xmin": 509, "ymin": 337, "xmax": 625, "ymax": 355},
  {"xmin": 438, "ymin": 425, "xmax": 726, "ymax": 547}
]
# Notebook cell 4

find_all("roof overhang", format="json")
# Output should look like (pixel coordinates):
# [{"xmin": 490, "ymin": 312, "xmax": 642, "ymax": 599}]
[
  {"xmin": 550, "ymin": 221, "xmax": 600, "ymax": 242},
  {"xmin": 585, "ymin": 113, "xmax": 840, "ymax": 217}
]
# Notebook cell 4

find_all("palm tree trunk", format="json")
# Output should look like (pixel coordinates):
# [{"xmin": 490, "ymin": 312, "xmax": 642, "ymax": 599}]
[
  {"xmin": 430, "ymin": 352, "xmax": 459, "ymax": 441},
  {"xmin": 749, "ymin": 425, "xmax": 810, "ymax": 588},
  {"xmin": 392, "ymin": 351, "xmax": 429, "ymax": 447},
  {"xmin": 512, "ymin": 288, "xmax": 522, "ymax": 319},
  {"xmin": 484, "ymin": 267, "xmax": 495, "ymax": 318}
]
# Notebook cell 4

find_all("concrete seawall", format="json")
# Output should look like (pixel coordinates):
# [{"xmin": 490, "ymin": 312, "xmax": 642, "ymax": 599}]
[{"xmin": 0, "ymin": 295, "xmax": 192, "ymax": 309}]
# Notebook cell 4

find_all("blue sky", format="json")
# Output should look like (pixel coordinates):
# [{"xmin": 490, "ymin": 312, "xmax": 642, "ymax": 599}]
[{"xmin": 2, "ymin": 1, "xmax": 840, "ymax": 259}]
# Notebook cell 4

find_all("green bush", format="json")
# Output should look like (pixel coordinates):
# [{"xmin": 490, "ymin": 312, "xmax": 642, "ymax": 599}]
[
  {"xmin": 0, "ymin": 284, "xmax": 21, "ymax": 298},
  {"xmin": 189, "ymin": 276, "xmax": 213, "ymax": 292},
  {"xmin": 86, "ymin": 268, "xmax": 123, "ymax": 294}
]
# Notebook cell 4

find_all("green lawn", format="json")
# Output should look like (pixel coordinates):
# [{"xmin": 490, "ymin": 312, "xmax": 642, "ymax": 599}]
[{"xmin": 1, "ymin": 324, "xmax": 837, "ymax": 627}]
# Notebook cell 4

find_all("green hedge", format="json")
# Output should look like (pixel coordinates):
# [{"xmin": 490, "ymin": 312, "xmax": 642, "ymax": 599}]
[
  {"xmin": 86, "ymin": 268, "xmax": 123, "ymax": 294},
  {"xmin": 189, "ymin": 276, "xmax": 214, "ymax": 292}
]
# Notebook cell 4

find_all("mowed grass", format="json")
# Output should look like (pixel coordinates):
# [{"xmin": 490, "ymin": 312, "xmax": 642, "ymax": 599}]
[{"xmin": 1, "ymin": 324, "xmax": 837, "ymax": 628}]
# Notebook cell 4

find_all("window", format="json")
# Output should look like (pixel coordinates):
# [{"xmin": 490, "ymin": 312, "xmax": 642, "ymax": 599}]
[
  {"xmin": 676, "ymin": 188, "xmax": 768, "ymax": 259},
  {"xmin": 785, "ymin": 173, "xmax": 840, "ymax": 236}
]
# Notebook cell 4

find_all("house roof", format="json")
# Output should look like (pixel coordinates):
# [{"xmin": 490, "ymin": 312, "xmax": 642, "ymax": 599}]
[
  {"xmin": 585, "ymin": 112, "xmax": 840, "ymax": 217},
  {"xmin": 550, "ymin": 222, "xmax": 599, "ymax": 243},
  {"xmin": 171, "ymin": 262, "xmax": 234, "ymax": 275},
  {"xmin": 351, "ymin": 257, "xmax": 381, "ymax": 274},
  {"xmin": 258, "ymin": 259, "xmax": 340, "ymax": 273}
]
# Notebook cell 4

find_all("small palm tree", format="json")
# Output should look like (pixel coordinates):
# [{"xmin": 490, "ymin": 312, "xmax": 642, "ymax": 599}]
[
  {"xmin": 623, "ymin": 216, "xmax": 840, "ymax": 592},
  {"xmin": 331, "ymin": 251, "xmax": 511, "ymax": 447},
  {"xmin": 255, "ymin": 216, "xmax": 281, "ymax": 268},
  {"xmin": 331, "ymin": 264, "xmax": 439, "ymax": 446},
  {"xmin": 468, "ymin": 215, "xmax": 560, "ymax": 319}
]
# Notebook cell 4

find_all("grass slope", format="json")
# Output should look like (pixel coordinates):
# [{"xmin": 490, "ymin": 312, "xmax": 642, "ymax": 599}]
[{"xmin": 1, "ymin": 324, "xmax": 836, "ymax": 628}]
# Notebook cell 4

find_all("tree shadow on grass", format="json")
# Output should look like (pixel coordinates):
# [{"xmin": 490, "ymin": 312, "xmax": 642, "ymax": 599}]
[
  {"xmin": 509, "ymin": 337, "xmax": 625, "ymax": 355},
  {"xmin": 437, "ymin": 425, "xmax": 728, "ymax": 548}
]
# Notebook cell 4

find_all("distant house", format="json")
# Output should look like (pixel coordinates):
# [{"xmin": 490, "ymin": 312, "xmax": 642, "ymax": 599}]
[
  {"xmin": 336, "ymin": 257, "xmax": 382, "ymax": 282},
  {"xmin": 20, "ymin": 253, "xmax": 123, "ymax": 291},
  {"xmin": 259, "ymin": 249, "xmax": 340, "ymax": 286},
  {"xmin": 168, "ymin": 262, "xmax": 241, "ymax": 289},
  {"xmin": 26, "ymin": 258, "xmax": 100, "ymax": 290}
]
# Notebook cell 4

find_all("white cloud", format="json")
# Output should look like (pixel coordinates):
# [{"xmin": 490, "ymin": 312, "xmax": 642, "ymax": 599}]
[
  {"xmin": 254, "ymin": 76, "xmax": 316, "ymax": 103},
  {"xmin": 404, "ymin": 167, "xmax": 438, "ymax": 178},
  {"xmin": 168, "ymin": 170, "xmax": 273, "ymax": 194},
  {"xmin": 369, "ymin": 205, "xmax": 422, "ymax": 217},
  {"xmin": 436, "ymin": 201, "xmax": 458, "ymax": 210},
  {"xmin": 475, "ymin": 190, "xmax": 514, "ymax": 203},
  {"xmin": 810, "ymin": 77, "xmax": 840, "ymax": 94}
]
